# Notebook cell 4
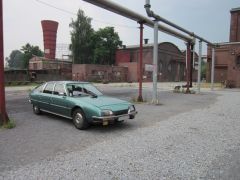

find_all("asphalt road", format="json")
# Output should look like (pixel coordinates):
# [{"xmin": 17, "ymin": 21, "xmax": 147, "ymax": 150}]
[{"xmin": 0, "ymin": 86, "xmax": 218, "ymax": 174}]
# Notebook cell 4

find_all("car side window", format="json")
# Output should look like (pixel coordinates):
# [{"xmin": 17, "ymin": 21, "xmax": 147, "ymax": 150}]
[
  {"xmin": 33, "ymin": 83, "xmax": 45, "ymax": 93},
  {"xmin": 53, "ymin": 84, "xmax": 66, "ymax": 96},
  {"xmin": 43, "ymin": 83, "xmax": 54, "ymax": 94}
]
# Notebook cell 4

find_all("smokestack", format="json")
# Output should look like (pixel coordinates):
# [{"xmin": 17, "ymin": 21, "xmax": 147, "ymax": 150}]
[
  {"xmin": 229, "ymin": 8, "xmax": 240, "ymax": 42},
  {"xmin": 41, "ymin": 20, "xmax": 58, "ymax": 59},
  {"xmin": 144, "ymin": 38, "xmax": 149, "ymax": 44}
]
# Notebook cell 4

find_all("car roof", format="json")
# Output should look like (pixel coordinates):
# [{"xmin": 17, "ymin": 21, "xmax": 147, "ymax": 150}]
[{"xmin": 45, "ymin": 81, "xmax": 90, "ymax": 85}]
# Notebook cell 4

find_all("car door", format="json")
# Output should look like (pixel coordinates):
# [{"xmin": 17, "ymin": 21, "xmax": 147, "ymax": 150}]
[
  {"xmin": 39, "ymin": 82, "xmax": 55, "ymax": 112},
  {"xmin": 51, "ymin": 83, "xmax": 72, "ymax": 117}
]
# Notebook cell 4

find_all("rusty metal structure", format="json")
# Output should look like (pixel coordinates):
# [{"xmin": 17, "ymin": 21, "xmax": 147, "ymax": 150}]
[{"xmin": 0, "ymin": 0, "xmax": 9, "ymax": 125}]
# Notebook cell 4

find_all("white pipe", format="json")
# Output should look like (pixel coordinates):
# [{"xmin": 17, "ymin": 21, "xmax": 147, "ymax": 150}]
[
  {"xmin": 215, "ymin": 41, "xmax": 240, "ymax": 46},
  {"xmin": 83, "ymin": 0, "xmax": 192, "ymax": 42},
  {"xmin": 197, "ymin": 41, "xmax": 202, "ymax": 93},
  {"xmin": 145, "ymin": 0, "xmax": 213, "ymax": 46}
]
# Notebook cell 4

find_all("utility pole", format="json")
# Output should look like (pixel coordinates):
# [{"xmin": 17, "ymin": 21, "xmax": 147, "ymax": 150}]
[{"xmin": 0, "ymin": 0, "xmax": 9, "ymax": 125}]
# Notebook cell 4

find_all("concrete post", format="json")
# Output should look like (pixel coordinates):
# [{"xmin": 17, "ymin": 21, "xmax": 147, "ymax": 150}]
[{"xmin": 152, "ymin": 20, "xmax": 159, "ymax": 104}]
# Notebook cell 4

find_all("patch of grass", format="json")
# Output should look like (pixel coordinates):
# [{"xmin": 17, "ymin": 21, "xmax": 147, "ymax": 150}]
[{"xmin": 1, "ymin": 119, "xmax": 16, "ymax": 129}]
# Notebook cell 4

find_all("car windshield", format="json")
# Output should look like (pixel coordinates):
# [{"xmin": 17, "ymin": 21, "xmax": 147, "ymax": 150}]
[{"xmin": 66, "ymin": 83, "xmax": 103, "ymax": 97}]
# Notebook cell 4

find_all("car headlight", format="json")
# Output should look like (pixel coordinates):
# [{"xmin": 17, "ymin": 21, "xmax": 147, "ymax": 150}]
[
  {"xmin": 128, "ymin": 105, "xmax": 135, "ymax": 113},
  {"xmin": 101, "ymin": 110, "xmax": 113, "ymax": 116}
]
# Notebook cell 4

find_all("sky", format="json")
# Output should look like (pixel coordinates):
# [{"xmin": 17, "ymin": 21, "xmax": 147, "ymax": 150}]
[{"xmin": 3, "ymin": 0, "xmax": 240, "ymax": 62}]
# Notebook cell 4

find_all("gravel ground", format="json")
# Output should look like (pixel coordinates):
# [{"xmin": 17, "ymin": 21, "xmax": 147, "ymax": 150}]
[{"xmin": 1, "ymin": 90, "xmax": 240, "ymax": 179}]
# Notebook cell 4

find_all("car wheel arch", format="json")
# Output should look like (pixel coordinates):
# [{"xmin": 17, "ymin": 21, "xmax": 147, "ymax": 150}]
[{"xmin": 71, "ymin": 106, "xmax": 84, "ymax": 117}]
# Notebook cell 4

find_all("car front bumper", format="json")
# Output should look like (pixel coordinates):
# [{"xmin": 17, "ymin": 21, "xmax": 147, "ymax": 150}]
[{"xmin": 92, "ymin": 111, "xmax": 137, "ymax": 125}]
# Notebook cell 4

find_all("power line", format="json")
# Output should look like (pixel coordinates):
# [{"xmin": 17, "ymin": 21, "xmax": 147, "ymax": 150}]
[{"xmin": 35, "ymin": 0, "xmax": 137, "ymax": 29}]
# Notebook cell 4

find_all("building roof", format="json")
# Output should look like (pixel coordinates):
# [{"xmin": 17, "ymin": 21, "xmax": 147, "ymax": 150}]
[{"xmin": 231, "ymin": 7, "xmax": 240, "ymax": 13}]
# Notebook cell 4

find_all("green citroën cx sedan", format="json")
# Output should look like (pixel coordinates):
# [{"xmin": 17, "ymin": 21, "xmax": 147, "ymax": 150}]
[{"xmin": 29, "ymin": 81, "xmax": 137, "ymax": 130}]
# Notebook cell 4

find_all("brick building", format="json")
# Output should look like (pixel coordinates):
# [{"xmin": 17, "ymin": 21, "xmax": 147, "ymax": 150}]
[
  {"xmin": 207, "ymin": 7, "xmax": 240, "ymax": 87},
  {"xmin": 116, "ymin": 42, "xmax": 195, "ymax": 82},
  {"xmin": 72, "ymin": 64, "xmax": 128, "ymax": 82}
]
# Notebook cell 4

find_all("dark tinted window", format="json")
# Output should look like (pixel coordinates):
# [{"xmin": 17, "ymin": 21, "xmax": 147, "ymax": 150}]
[
  {"xmin": 43, "ymin": 83, "xmax": 54, "ymax": 94},
  {"xmin": 53, "ymin": 84, "xmax": 65, "ymax": 95}
]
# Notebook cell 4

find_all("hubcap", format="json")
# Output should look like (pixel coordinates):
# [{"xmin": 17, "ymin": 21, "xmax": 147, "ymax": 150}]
[
  {"xmin": 75, "ymin": 113, "xmax": 83, "ymax": 124},
  {"xmin": 34, "ymin": 106, "xmax": 39, "ymax": 112}
]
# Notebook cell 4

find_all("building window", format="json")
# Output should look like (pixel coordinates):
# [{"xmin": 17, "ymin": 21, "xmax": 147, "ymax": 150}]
[
  {"xmin": 159, "ymin": 62, "xmax": 163, "ymax": 73},
  {"xmin": 167, "ymin": 62, "xmax": 172, "ymax": 72}
]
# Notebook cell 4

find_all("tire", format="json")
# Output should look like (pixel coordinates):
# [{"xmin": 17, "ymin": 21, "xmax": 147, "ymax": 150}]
[
  {"xmin": 72, "ymin": 109, "xmax": 89, "ymax": 130},
  {"xmin": 33, "ymin": 105, "xmax": 41, "ymax": 115},
  {"xmin": 129, "ymin": 115, "xmax": 135, "ymax": 119}
]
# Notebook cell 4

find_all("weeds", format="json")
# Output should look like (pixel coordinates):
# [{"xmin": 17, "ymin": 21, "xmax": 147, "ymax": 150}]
[{"xmin": 1, "ymin": 119, "xmax": 16, "ymax": 129}]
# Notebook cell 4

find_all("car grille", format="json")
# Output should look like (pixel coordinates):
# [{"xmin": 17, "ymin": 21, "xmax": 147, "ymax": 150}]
[{"xmin": 114, "ymin": 109, "xmax": 128, "ymax": 116}]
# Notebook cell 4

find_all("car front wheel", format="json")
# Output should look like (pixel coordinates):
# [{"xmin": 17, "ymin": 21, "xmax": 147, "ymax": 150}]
[
  {"xmin": 72, "ymin": 109, "xmax": 89, "ymax": 130},
  {"xmin": 33, "ymin": 105, "xmax": 41, "ymax": 115}
]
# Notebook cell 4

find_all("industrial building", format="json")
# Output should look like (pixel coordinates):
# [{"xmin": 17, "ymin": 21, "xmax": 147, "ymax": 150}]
[{"xmin": 207, "ymin": 7, "xmax": 240, "ymax": 87}]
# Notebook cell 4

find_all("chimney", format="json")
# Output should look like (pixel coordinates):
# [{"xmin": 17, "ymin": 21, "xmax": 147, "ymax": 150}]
[
  {"xmin": 229, "ymin": 8, "xmax": 240, "ymax": 42},
  {"xmin": 144, "ymin": 38, "xmax": 149, "ymax": 44},
  {"xmin": 41, "ymin": 20, "xmax": 58, "ymax": 59}
]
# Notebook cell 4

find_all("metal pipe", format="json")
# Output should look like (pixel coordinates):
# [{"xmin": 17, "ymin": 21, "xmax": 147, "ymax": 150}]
[
  {"xmin": 192, "ymin": 43, "xmax": 195, "ymax": 69},
  {"xmin": 215, "ymin": 41, "xmax": 240, "ymax": 46},
  {"xmin": 186, "ymin": 43, "xmax": 191, "ymax": 93},
  {"xmin": 152, "ymin": 20, "xmax": 159, "ymax": 104},
  {"xmin": 211, "ymin": 48, "xmax": 215, "ymax": 90},
  {"xmin": 137, "ymin": 22, "xmax": 143, "ymax": 102},
  {"xmin": 0, "ymin": 0, "xmax": 9, "ymax": 125},
  {"xmin": 144, "ymin": 0, "xmax": 213, "ymax": 46},
  {"xmin": 190, "ymin": 44, "xmax": 194, "ymax": 87},
  {"xmin": 83, "ymin": 0, "xmax": 192, "ymax": 42},
  {"xmin": 197, "ymin": 41, "xmax": 202, "ymax": 93}
]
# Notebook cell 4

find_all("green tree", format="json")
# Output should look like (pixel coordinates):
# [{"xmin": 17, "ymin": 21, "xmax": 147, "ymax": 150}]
[
  {"xmin": 69, "ymin": 9, "xmax": 94, "ymax": 64},
  {"xmin": 6, "ymin": 50, "xmax": 24, "ymax": 69},
  {"xmin": 21, "ymin": 43, "xmax": 43, "ymax": 69},
  {"xmin": 92, "ymin": 27, "xmax": 122, "ymax": 65}
]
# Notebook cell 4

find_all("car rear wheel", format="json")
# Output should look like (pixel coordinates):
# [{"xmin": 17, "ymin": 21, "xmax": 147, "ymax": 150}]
[
  {"xmin": 33, "ymin": 105, "xmax": 41, "ymax": 115},
  {"xmin": 72, "ymin": 109, "xmax": 89, "ymax": 130}
]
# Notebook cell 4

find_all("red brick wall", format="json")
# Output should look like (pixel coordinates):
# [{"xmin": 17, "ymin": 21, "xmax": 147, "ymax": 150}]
[
  {"xmin": 115, "ymin": 50, "xmax": 131, "ymax": 65},
  {"xmin": 72, "ymin": 64, "xmax": 128, "ymax": 82},
  {"xmin": 207, "ymin": 44, "xmax": 240, "ymax": 87}
]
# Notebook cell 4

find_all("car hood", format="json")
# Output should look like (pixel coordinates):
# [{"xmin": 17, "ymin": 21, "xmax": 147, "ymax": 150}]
[{"xmin": 76, "ymin": 95, "xmax": 130, "ymax": 109}]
